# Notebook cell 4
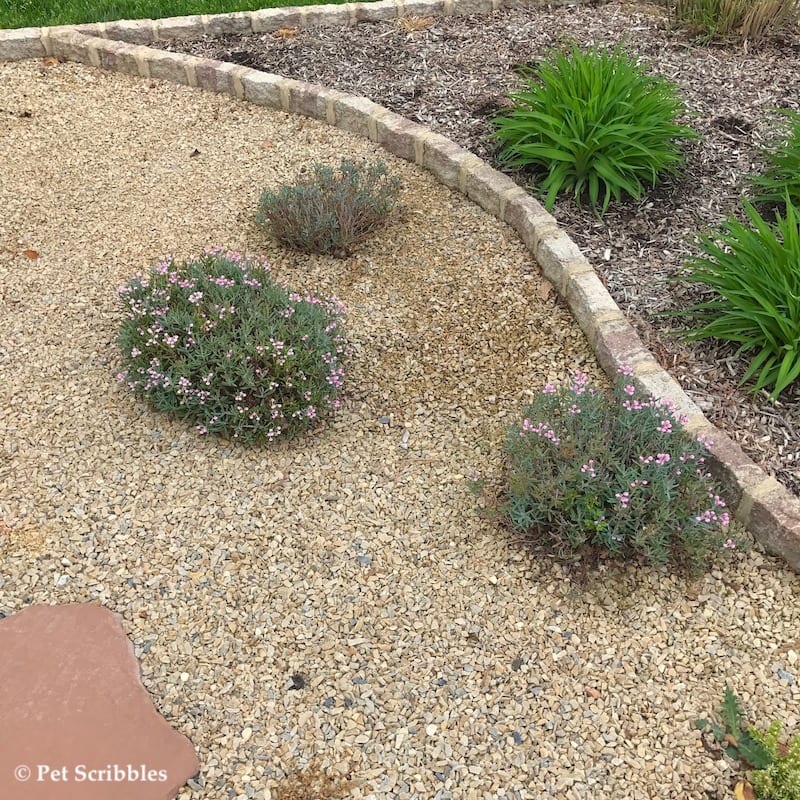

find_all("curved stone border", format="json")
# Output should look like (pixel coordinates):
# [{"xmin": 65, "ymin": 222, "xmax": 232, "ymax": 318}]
[{"xmin": 1, "ymin": 2, "xmax": 798, "ymax": 571}]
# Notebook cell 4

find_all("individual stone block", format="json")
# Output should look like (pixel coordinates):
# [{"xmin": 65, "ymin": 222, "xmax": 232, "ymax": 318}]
[
  {"xmin": 241, "ymin": 70, "xmax": 286, "ymax": 109},
  {"xmin": 462, "ymin": 162, "xmax": 516, "ymax": 219},
  {"xmin": 703, "ymin": 430, "xmax": 768, "ymax": 511},
  {"xmin": 97, "ymin": 40, "xmax": 142, "ymax": 76},
  {"xmin": 744, "ymin": 483, "xmax": 800, "ymax": 571},
  {"xmin": 0, "ymin": 604, "xmax": 199, "ymax": 800},
  {"xmin": 501, "ymin": 192, "xmax": 558, "ymax": 253},
  {"xmin": 250, "ymin": 8, "xmax": 302, "ymax": 32},
  {"xmin": 102, "ymin": 19, "xmax": 157, "ymax": 44},
  {"xmin": 299, "ymin": 4, "xmax": 352, "ymax": 27},
  {"xmin": 153, "ymin": 15, "xmax": 204, "ymax": 41},
  {"xmin": 374, "ymin": 113, "xmax": 428, "ymax": 163},
  {"xmin": 350, "ymin": 0, "xmax": 399, "ymax": 23},
  {"xmin": 284, "ymin": 81, "xmax": 329, "ymax": 120},
  {"xmin": 194, "ymin": 59, "xmax": 247, "ymax": 98},
  {"xmin": 592, "ymin": 316, "xmax": 654, "ymax": 379},
  {"xmin": 201, "ymin": 12, "xmax": 253, "ymax": 36},
  {"xmin": 143, "ymin": 49, "xmax": 196, "ymax": 86},
  {"xmin": 0, "ymin": 28, "xmax": 45, "ymax": 60},
  {"xmin": 449, "ymin": 0, "xmax": 493, "ymax": 14},
  {"xmin": 332, "ymin": 95, "xmax": 391, "ymax": 140},
  {"xmin": 422, "ymin": 134, "xmax": 471, "ymax": 190},
  {"xmin": 398, "ymin": 0, "xmax": 441, "ymax": 16},
  {"xmin": 290, "ymin": 85, "xmax": 349, "ymax": 124},
  {"xmin": 48, "ymin": 31, "xmax": 100, "ymax": 68},
  {"xmin": 535, "ymin": 231, "xmax": 589, "ymax": 293},
  {"xmin": 632, "ymin": 365, "xmax": 705, "ymax": 421},
  {"xmin": 564, "ymin": 269, "xmax": 623, "ymax": 343}
]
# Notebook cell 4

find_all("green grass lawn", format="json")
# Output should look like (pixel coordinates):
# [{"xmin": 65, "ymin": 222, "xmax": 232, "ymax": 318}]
[{"xmin": 0, "ymin": 0, "xmax": 350, "ymax": 29}]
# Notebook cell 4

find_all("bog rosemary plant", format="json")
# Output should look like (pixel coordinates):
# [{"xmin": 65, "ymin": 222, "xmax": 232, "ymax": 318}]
[
  {"xmin": 117, "ymin": 248, "xmax": 348, "ymax": 443},
  {"xmin": 492, "ymin": 44, "xmax": 697, "ymax": 215},
  {"xmin": 679, "ymin": 198, "xmax": 800, "ymax": 400},
  {"xmin": 502, "ymin": 367, "xmax": 733, "ymax": 573},
  {"xmin": 749, "ymin": 110, "xmax": 800, "ymax": 214},
  {"xmin": 256, "ymin": 159, "xmax": 401, "ymax": 257}
]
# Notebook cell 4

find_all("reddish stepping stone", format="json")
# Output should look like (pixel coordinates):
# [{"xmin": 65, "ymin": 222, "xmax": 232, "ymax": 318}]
[{"xmin": 0, "ymin": 603, "xmax": 199, "ymax": 799}]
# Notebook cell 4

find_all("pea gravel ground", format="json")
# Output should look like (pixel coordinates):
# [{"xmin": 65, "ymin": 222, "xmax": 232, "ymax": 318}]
[{"xmin": 0, "ymin": 58, "xmax": 799, "ymax": 800}]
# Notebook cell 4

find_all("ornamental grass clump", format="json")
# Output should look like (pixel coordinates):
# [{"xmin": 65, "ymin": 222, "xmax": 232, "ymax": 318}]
[
  {"xmin": 749, "ymin": 110, "xmax": 800, "ymax": 214},
  {"xmin": 673, "ymin": 0, "xmax": 800, "ymax": 45},
  {"xmin": 679, "ymin": 199, "xmax": 800, "ymax": 400},
  {"xmin": 256, "ymin": 159, "xmax": 401, "ymax": 257},
  {"xmin": 117, "ymin": 248, "xmax": 348, "ymax": 443},
  {"xmin": 502, "ymin": 367, "xmax": 733, "ymax": 573},
  {"xmin": 492, "ymin": 45, "xmax": 697, "ymax": 215}
]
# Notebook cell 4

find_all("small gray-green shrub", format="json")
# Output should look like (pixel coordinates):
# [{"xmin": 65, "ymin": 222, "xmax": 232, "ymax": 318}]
[
  {"xmin": 117, "ymin": 248, "xmax": 348, "ymax": 443},
  {"xmin": 256, "ymin": 159, "xmax": 401, "ymax": 257},
  {"xmin": 492, "ymin": 44, "xmax": 697, "ymax": 215},
  {"xmin": 679, "ymin": 199, "xmax": 800, "ymax": 400},
  {"xmin": 502, "ymin": 368, "xmax": 734, "ymax": 573}
]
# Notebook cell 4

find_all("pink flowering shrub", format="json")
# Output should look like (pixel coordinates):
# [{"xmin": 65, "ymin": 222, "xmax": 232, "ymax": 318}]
[
  {"xmin": 117, "ymin": 248, "xmax": 348, "ymax": 443},
  {"xmin": 503, "ymin": 367, "xmax": 735, "ymax": 573}
]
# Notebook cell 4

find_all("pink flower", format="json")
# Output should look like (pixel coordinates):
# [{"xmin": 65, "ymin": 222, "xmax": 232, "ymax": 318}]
[{"xmin": 615, "ymin": 491, "xmax": 631, "ymax": 509}]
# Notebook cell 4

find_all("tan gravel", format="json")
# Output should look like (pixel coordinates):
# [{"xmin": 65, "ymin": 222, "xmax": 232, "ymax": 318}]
[{"xmin": 1, "ymin": 58, "xmax": 799, "ymax": 800}]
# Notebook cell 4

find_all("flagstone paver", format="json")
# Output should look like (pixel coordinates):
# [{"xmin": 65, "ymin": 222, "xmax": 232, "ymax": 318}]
[{"xmin": 0, "ymin": 604, "xmax": 199, "ymax": 799}]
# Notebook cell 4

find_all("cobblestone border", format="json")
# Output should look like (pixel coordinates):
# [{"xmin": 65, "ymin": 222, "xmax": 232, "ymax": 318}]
[{"xmin": 1, "ymin": 2, "xmax": 798, "ymax": 571}]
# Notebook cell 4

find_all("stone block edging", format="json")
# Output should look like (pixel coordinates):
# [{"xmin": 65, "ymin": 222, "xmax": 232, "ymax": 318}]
[
  {"xmin": 0, "ymin": 0, "xmax": 579, "ymax": 59},
  {"xmin": 1, "ymin": 9, "xmax": 798, "ymax": 571}
]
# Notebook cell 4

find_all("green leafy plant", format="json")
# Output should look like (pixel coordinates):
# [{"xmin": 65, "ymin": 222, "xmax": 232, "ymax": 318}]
[
  {"xmin": 679, "ymin": 198, "xmax": 800, "ymax": 400},
  {"xmin": 117, "ymin": 248, "xmax": 348, "ymax": 443},
  {"xmin": 492, "ymin": 44, "xmax": 697, "ymax": 215},
  {"xmin": 750, "ymin": 722, "xmax": 800, "ymax": 800},
  {"xmin": 695, "ymin": 687, "xmax": 774, "ymax": 769},
  {"xmin": 256, "ymin": 159, "xmax": 401, "ymax": 257},
  {"xmin": 696, "ymin": 688, "xmax": 800, "ymax": 800},
  {"xmin": 501, "ymin": 367, "xmax": 734, "ymax": 573},
  {"xmin": 672, "ymin": 0, "xmax": 800, "ymax": 45},
  {"xmin": 749, "ymin": 110, "xmax": 800, "ymax": 214}
]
